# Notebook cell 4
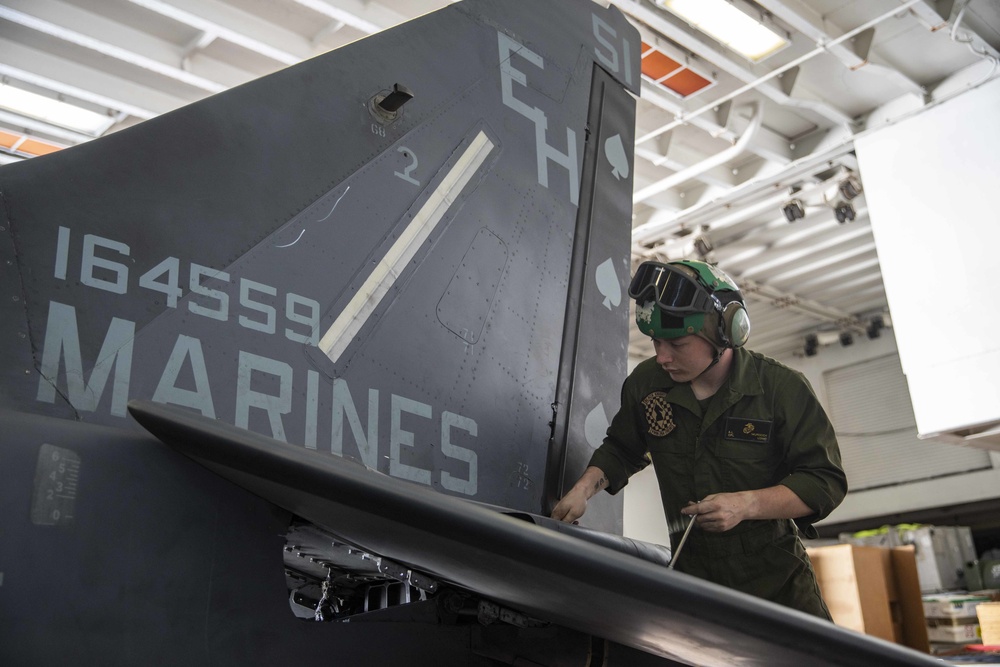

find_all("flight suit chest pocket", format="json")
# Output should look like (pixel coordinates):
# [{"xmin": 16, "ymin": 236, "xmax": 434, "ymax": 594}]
[
  {"xmin": 647, "ymin": 425, "xmax": 696, "ymax": 480},
  {"xmin": 648, "ymin": 430, "xmax": 694, "ymax": 455},
  {"xmin": 712, "ymin": 417, "xmax": 778, "ymax": 460}
]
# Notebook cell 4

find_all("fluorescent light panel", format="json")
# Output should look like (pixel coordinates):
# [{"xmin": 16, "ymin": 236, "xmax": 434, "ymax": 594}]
[
  {"xmin": 656, "ymin": 0, "xmax": 788, "ymax": 62},
  {"xmin": 0, "ymin": 83, "xmax": 112, "ymax": 135}
]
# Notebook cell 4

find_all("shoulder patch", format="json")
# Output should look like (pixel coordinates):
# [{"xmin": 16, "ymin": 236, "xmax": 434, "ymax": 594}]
[{"xmin": 641, "ymin": 391, "xmax": 675, "ymax": 437}]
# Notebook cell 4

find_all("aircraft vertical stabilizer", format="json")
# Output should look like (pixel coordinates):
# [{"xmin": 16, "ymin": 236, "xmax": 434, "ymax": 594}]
[{"xmin": 1, "ymin": 0, "xmax": 639, "ymax": 524}]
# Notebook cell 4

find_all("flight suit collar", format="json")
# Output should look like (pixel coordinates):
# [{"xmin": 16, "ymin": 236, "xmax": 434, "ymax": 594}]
[
  {"xmin": 657, "ymin": 347, "xmax": 763, "ymax": 421},
  {"xmin": 725, "ymin": 347, "xmax": 765, "ymax": 398}
]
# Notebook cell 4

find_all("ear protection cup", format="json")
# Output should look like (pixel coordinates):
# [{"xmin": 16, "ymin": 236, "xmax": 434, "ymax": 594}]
[{"xmin": 721, "ymin": 301, "xmax": 751, "ymax": 348}]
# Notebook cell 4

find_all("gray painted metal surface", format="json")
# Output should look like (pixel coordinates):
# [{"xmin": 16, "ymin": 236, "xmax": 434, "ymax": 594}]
[{"xmin": 1, "ymin": 0, "xmax": 638, "ymax": 520}]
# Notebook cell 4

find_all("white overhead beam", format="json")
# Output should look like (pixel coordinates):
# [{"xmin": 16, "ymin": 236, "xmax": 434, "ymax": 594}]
[
  {"xmin": 630, "ymin": 132, "xmax": 857, "ymax": 243},
  {"xmin": 718, "ymin": 217, "xmax": 848, "ymax": 266},
  {"xmin": 769, "ymin": 245, "xmax": 879, "ymax": 288},
  {"xmin": 794, "ymin": 257, "xmax": 883, "ymax": 297},
  {"xmin": 708, "ymin": 174, "xmax": 842, "ymax": 241},
  {"xmin": 634, "ymin": 101, "xmax": 763, "ymax": 204},
  {"xmin": 0, "ymin": 108, "xmax": 92, "ymax": 145},
  {"xmin": 736, "ymin": 224, "xmax": 873, "ymax": 279},
  {"xmin": 754, "ymin": 0, "xmax": 925, "ymax": 97},
  {"xmin": 0, "ymin": 60, "xmax": 158, "ymax": 120},
  {"xmin": 0, "ymin": 37, "xmax": 194, "ymax": 116},
  {"xmin": 907, "ymin": 0, "xmax": 1000, "ymax": 60},
  {"xmin": 0, "ymin": 152, "xmax": 27, "ymax": 165},
  {"xmin": 741, "ymin": 278, "xmax": 867, "ymax": 333},
  {"xmin": 0, "ymin": 4, "xmax": 227, "ymax": 93},
  {"xmin": 291, "ymin": 0, "xmax": 407, "ymax": 35},
  {"xmin": 639, "ymin": 78, "xmax": 794, "ymax": 165},
  {"xmin": 634, "ymin": 146, "xmax": 735, "ymax": 189},
  {"xmin": 126, "ymin": 0, "xmax": 312, "ymax": 65},
  {"xmin": 813, "ymin": 274, "xmax": 886, "ymax": 302}
]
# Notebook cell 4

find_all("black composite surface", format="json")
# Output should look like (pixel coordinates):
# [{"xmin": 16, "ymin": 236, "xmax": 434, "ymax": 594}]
[{"xmin": 129, "ymin": 400, "xmax": 940, "ymax": 667}]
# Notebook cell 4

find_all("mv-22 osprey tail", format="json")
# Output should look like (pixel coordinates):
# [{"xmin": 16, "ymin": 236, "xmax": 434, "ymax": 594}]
[{"xmin": 0, "ymin": 1, "xmax": 940, "ymax": 665}]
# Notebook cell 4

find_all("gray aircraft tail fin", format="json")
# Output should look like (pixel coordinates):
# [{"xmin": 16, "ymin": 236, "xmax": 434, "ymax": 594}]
[{"xmin": 0, "ymin": 0, "xmax": 639, "ymax": 528}]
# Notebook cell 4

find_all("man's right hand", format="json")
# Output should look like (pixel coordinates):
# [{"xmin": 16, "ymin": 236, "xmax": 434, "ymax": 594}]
[
  {"xmin": 550, "ymin": 487, "xmax": 589, "ymax": 523},
  {"xmin": 550, "ymin": 466, "xmax": 609, "ymax": 523}
]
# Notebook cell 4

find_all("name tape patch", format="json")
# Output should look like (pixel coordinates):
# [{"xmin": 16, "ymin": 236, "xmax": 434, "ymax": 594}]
[{"xmin": 724, "ymin": 417, "xmax": 771, "ymax": 444}]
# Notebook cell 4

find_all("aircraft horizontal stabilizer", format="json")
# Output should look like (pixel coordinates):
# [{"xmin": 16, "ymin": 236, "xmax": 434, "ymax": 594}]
[{"xmin": 128, "ymin": 400, "xmax": 939, "ymax": 667}]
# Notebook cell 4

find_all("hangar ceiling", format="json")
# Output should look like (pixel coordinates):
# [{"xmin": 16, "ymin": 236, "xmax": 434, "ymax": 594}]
[{"xmin": 1, "ymin": 0, "xmax": 998, "ymax": 362}]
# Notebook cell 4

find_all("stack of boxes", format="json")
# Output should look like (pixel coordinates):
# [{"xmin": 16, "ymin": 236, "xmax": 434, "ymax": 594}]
[
  {"xmin": 921, "ymin": 593, "xmax": 991, "ymax": 644},
  {"xmin": 840, "ymin": 525, "xmax": 977, "ymax": 592},
  {"xmin": 836, "ymin": 524, "xmax": 999, "ymax": 651},
  {"xmin": 805, "ymin": 543, "xmax": 929, "ymax": 652}
]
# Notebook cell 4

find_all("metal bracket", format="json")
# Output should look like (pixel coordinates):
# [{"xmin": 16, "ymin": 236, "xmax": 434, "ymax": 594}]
[{"xmin": 361, "ymin": 553, "xmax": 439, "ymax": 593}]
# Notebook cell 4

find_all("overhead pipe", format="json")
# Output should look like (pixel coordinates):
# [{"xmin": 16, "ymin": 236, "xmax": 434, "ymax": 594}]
[{"xmin": 633, "ymin": 101, "xmax": 762, "ymax": 205}]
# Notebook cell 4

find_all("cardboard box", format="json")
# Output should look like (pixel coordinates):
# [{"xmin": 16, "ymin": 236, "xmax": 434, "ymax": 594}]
[
  {"xmin": 922, "ymin": 592, "xmax": 993, "ymax": 619},
  {"xmin": 841, "ymin": 525, "xmax": 978, "ymax": 592},
  {"xmin": 925, "ymin": 620, "xmax": 981, "ymax": 644},
  {"xmin": 980, "ymin": 601, "xmax": 1000, "ymax": 646},
  {"xmin": 807, "ymin": 544, "xmax": 930, "ymax": 652}
]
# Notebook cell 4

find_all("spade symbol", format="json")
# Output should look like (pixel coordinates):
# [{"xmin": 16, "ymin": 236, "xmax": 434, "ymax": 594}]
[
  {"xmin": 595, "ymin": 258, "xmax": 621, "ymax": 310},
  {"xmin": 604, "ymin": 134, "xmax": 629, "ymax": 180},
  {"xmin": 584, "ymin": 403, "xmax": 610, "ymax": 449}
]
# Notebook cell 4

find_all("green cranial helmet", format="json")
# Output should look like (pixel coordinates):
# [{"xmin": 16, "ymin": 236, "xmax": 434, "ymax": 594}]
[{"xmin": 629, "ymin": 259, "xmax": 750, "ymax": 349}]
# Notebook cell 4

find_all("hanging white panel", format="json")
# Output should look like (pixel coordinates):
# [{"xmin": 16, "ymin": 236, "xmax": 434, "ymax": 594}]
[
  {"xmin": 854, "ymin": 77, "xmax": 1000, "ymax": 441},
  {"xmin": 825, "ymin": 354, "xmax": 991, "ymax": 491}
]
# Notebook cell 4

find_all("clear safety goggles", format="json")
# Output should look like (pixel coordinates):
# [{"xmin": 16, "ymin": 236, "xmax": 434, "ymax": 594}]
[{"xmin": 627, "ymin": 261, "xmax": 715, "ymax": 314}]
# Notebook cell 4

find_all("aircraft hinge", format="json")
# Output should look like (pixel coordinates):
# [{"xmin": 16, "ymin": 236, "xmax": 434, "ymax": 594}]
[{"xmin": 362, "ymin": 553, "xmax": 439, "ymax": 593}]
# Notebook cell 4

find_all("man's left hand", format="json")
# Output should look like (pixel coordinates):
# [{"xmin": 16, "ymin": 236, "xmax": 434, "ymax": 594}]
[
  {"xmin": 680, "ymin": 493, "xmax": 750, "ymax": 532},
  {"xmin": 679, "ymin": 486, "xmax": 813, "ymax": 532}
]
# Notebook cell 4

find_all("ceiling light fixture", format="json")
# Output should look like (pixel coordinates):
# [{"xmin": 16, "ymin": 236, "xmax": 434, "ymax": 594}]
[
  {"xmin": 693, "ymin": 232, "xmax": 714, "ymax": 258},
  {"xmin": 0, "ymin": 83, "xmax": 113, "ymax": 136},
  {"xmin": 782, "ymin": 199, "xmax": 806, "ymax": 223},
  {"xmin": 833, "ymin": 201, "xmax": 856, "ymax": 224},
  {"xmin": 838, "ymin": 173, "xmax": 863, "ymax": 200},
  {"xmin": 866, "ymin": 315, "xmax": 885, "ymax": 340},
  {"xmin": 653, "ymin": 0, "xmax": 789, "ymax": 62},
  {"xmin": 804, "ymin": 334, "xmax": 818, "ymax": 357}
]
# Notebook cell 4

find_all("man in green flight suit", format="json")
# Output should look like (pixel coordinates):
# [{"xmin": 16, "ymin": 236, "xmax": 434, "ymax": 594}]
[{"xmin": 551, "ymin": 259, "xmax": 847, "ymax": 619}]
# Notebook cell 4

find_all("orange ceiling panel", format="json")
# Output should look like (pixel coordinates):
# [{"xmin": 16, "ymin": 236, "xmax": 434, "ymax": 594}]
[
  {"xmin": 641, "ymin": 41, "xmax": 682, "ymax": 80},
  {"xmin": 17, "ymin": 138, "xmax": 62, "ymax": 156},
  {"xmin": 661, "ymin": 68, "xmax": 713, "ymax": 97},
  {"xmin": 640, "ymin": 41, "xmax": 714, "ymax": 98}
]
